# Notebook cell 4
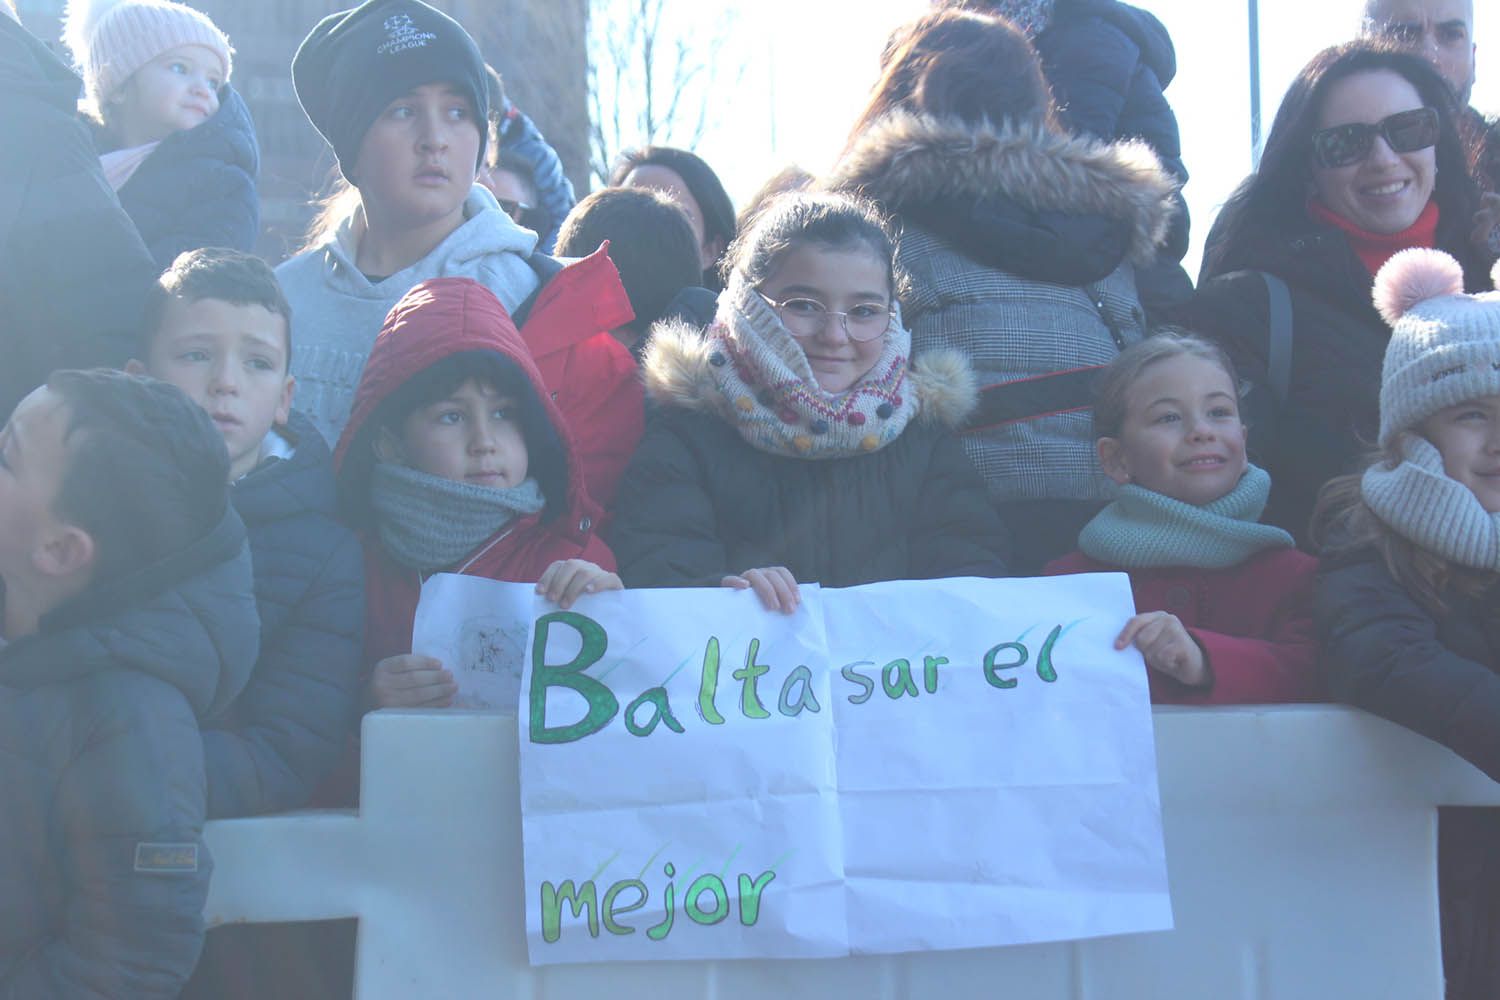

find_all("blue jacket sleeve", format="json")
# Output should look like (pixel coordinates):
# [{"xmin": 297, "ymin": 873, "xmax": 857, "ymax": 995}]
[
  {"xmin": 499, "ymin": 103, "xmax": 576, "ymax": 253},
  {"xmin": 202, "ymin": 529, "xmax": 364, "ymax": 818}
]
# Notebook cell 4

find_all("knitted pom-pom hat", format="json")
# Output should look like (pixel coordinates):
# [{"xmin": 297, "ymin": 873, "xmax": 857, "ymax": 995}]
[
  {"xmin": 63, "ymin": 0, "xmax": 232, "ymax": 110},
  {"xmin": 1373, "ymin": 248, "xmax": 1500, "ymax": 447}
]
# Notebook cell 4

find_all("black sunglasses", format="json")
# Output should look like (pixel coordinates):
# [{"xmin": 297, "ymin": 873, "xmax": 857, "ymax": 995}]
[{"xmin": 1310, "ymin": 107, "xmax": 1440, "ymax": 169}]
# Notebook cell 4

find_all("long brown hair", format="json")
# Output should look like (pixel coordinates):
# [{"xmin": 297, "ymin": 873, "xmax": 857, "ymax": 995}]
[
  {"xmin": 847, "ymin": 9, "xmax": 1057, "ymax": 148},
  {"xmin": 1312, "ymin": 443, "xmax": 1494, "ymax": 617}
]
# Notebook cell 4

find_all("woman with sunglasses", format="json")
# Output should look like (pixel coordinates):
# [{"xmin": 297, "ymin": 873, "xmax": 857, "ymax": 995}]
[
  {"xmin": 1185, "ymin": 41, "xmax": 1489, "ymax": 545},
  {"xmin": 825, "ymin": 8, "xmax": 1179, "ymax": 573},
  {"xmin": 608, "ymin": 191, "xmax": 1010, "ymax": 609}
]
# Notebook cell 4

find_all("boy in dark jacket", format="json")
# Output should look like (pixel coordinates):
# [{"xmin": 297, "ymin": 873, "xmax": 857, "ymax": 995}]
[
  {"xmin": 0, "ymin": 369, "xmax": 259, "ymax": 997},
  {"xmin": 132, "ymin": 248, "xmax": 364, "ymax": 819}
]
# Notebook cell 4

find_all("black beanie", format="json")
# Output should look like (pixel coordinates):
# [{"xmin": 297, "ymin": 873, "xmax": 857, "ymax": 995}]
[{"xmin": 292, "ymin": 0, "xmax": 489, "ymax": 181}]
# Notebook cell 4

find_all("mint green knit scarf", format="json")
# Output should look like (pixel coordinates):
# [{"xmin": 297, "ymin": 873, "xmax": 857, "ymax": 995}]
[{"xmin": 1078, "ymin": 464, "xmax": 1295, "ymax": 569}]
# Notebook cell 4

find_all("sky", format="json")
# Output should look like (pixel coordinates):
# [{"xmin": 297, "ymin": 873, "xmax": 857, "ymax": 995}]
[{"xmin": 678, "ymin": 0, "xmax": 1500, "ymax": 277}]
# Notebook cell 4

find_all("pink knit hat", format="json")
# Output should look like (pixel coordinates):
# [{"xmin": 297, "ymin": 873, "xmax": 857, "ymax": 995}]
[{"xmin": 63, "ymin": 0, "xmax": 232, "ymax": 109}]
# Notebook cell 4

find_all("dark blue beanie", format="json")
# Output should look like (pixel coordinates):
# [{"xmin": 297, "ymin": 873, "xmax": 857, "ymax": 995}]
[{"xmin": 292, "ymin": 0, "xmax": 489, "ymax": 182}]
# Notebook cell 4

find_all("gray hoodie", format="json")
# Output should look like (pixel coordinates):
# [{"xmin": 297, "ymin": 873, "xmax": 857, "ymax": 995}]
[{"xmin": 275, "ymin": 185, "xmax": 540, "ymax": 447}]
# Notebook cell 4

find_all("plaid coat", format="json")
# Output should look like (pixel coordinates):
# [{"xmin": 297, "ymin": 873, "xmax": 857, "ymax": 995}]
[{"xmin": 827, "ymin": 111, "xmax": 1178, "ymax": 507}]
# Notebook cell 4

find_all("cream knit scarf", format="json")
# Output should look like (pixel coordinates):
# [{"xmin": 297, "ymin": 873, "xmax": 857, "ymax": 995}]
[
  {"xmin": 1363, "ymin": 434, "xmax": 1500, "ymax": 571},
  {"xmin": 701, "ymin": 276, "xmax": 920, "ymax": 459}
]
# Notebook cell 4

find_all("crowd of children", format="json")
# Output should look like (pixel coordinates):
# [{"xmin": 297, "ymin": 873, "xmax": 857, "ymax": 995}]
[{"xmin": 4, "ymin": 0, "xmax": 1500, "ymax": 995}]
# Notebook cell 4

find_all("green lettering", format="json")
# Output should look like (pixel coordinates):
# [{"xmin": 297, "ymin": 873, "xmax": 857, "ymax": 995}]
[
  {"xmin": 731, "ymin": 639, "xmax": 772, "ymax": 719},
  {"xmin": 541, "ymin": 879, "xmax": 599, "ymax": 943},
  {"xmin": 881, "ymin": 658, "xmax": 919, "ymax": 699},
  {"xmin": 738, "ymin": 870, "xmax": 776, "ymax": 925},
  {"xmin": 624, "ymin": 687, "xmax": 686, "ymax": 737},
  {"xmin": 601, "ymin": 878, "xmax": 648, "ymax": 936},
  {"xmin": 922, "ymin": 655, "xmax": 949, "ymax": 694},
  {"xmin": 1037, "ymin": 624, "xmax": 1062, "ymax": 682},
  {"xmin": 841, "ymin": 661, "xmax": 875, "ymax": 704},
  {"xmin": 646, "ymin": 862, "xmax": 676, "ymax": 941},
  {"xmin": 777, "ymin": 665, "xmax": 821, "ymax": 717},
  {"xmin": 983, "ymin": 642, "xmax": 1028, "ymax": 689},
  {"xmin": 529, "ymin": 612, "xmax": 618, "ymax": 744},
  {"xmin": 697, "ymin": 636, "xmax": 725, "ymax": 725},
  {"xmin": 684, "ymin": 874, "xmax": 730, "ymax": 926}
]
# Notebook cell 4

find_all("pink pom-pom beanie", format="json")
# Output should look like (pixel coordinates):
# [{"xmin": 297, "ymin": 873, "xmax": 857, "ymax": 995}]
[
  {"xmin": 1373, "ymin": 248, "xmax": 1500, "ymax": 448},
  {"xmin": 63, "ymin": 0, "xmax": 232, "ymax": 110}
]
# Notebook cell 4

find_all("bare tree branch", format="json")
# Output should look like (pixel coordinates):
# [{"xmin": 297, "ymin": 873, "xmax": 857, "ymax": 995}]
[{"xmin": 587, "ymin": 0, "xmax": 742, "ymax": 187}]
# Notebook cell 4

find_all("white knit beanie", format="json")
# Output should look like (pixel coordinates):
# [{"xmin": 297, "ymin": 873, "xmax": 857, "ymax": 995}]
[
  {"xmin": 63, "ymin": 0, "xmax": 232, "ymax": 110},
  {"xmin": 1373, "ymin": 248, "xmax": 1500, "ymax": 448}
]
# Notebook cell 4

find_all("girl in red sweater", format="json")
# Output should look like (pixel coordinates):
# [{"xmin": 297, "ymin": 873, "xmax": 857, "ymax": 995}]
[{"xmin": 1046, "ymin": 332, "xmax": 1322, "ymax": 704}]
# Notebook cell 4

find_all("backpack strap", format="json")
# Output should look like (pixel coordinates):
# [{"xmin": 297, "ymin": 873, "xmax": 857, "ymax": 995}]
[
  {"xmin": 510, "ymin": 251, "xmax": 566, "ymax": 327},
  {"xmin": 1260, "ymin": 271, "xmax": 1294, "ymax": 407}
]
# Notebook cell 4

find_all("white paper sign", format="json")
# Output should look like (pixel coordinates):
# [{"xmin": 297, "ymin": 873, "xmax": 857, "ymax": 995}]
[{"xmin": 410, "ymin": 574, "xmax": 1172, "ymax": 965}]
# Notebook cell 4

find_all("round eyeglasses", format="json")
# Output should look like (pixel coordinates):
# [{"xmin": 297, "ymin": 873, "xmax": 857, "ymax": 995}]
[{"xmin": 757, "ymin": 292, "xmax": 894, "ymax": 342}]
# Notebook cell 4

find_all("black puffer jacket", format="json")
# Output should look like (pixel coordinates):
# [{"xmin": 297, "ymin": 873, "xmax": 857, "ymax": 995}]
[
  {"xmin": 0, "ymin": 16, "xmax": 156, "ymax": 420},
  {"xmin": 205, "ymin": 412, "xmax": 363, "ymax": 819},
  {"xmin": 610, "ymin": 326, "xmax": 1009, "ymax": 587},
  {"xmin": 1181, "ymin": 220, "xmax": 1490, "ymax": 543},
  {"xmin": 99, "ymin": 84, "xmax": 260, "ymax": 269},
  {"xmin": 0, "ymin": 508, "xmax": 258, "ymax": 998},
  {"xmin": 1034, "ymin": 0, "xmax": 1192, "ymax": 310},
  {"xmin": 1317, "ymin": 543, "xmax": 1500, "ymax": 1000}
]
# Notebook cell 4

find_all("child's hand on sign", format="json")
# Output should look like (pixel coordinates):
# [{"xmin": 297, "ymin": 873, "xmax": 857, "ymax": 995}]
[
  {"xmin": 722, "ymin": 566, "xmax": 801, "ymax": 614},
  {"xmin": 369, "ymin": 654, "xmax": 457, "ymax": 709},
  {"xmin": 536, "ymin": 559, "xmax": 622, "ymax": 610},
  {"xmin": 1114, "ymin": 611, "xmax": 1211, "ymax": 689}
]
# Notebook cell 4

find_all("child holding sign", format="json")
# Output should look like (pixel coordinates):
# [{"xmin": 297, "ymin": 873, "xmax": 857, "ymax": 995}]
[
  {"xmin": 1315, "ymin": 249, "xmax": 1500, "ymax": 1000},
  {"xmin": 1046, "ymin": 332, "xmax": 1321, "ymax": 704},
  {"xmin": 610, "ymin": 192, "xmax": 1009, "ymax": 610},
  {"xmin": 334, "ymin": 277, "xmax": 619, "ymax": 715}
]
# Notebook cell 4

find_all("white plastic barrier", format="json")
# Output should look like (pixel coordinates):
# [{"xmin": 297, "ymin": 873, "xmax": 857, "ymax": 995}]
[{"xmin": 204, "ymin": 706, "xmax": 1500, "ymax": 999}]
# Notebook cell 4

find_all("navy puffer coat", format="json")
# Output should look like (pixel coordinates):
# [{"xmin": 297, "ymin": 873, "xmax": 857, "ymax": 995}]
[
  {"xmin": 205, "ymin": 411, "xmax": 364, "ymax": 818},
  {"xmin": 0, "ymin": 507, "xmax": 258, "ymax": 998},
  {"xmin": 102, "ymin": 84, "xmax": 260, "ymax": 268},
  {"xmin": 1035, "ymin": 0, "xmax": 1192, "ymax": 310},
  {"xmin": 1317, "ymin": 542, "xmax": 1500, "ymax": 1000}
]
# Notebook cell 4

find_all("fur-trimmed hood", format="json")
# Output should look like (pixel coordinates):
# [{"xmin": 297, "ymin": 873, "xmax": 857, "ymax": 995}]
[
  {"xmin": 826, "ymin": 111, "xmax": 1178, "ymax": 267},
  {"xmin": 642, "ymin": 320, "xmax": 978, "ymax": 430}
]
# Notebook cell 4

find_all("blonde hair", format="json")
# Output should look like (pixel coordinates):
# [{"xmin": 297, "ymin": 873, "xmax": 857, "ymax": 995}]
[{"xmin": 299, "ymin": 176, "xmax": 363, "ymax": 252}]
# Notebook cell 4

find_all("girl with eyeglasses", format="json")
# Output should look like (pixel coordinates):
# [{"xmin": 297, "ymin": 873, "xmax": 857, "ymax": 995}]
[
  {"xmin": 826, "ymin": 9, "xmax": 1179, "ymax": 574},
  {"xmin": 608, "ymin": 192, "xmax": 1010, "ymax": 611},
  {"xmin": 1184, "ymin": 41, "xmax": 1490, "ymax": 547}
]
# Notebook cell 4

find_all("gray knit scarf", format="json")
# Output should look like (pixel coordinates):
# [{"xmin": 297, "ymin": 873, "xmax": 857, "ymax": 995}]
[
  {"xmin": 1363, "ymin": 434, "xmax": 1500, "ymax": 572},
  {"xmin": 370, "ymin": 461, "xmax": 546, "ymax": 572}
]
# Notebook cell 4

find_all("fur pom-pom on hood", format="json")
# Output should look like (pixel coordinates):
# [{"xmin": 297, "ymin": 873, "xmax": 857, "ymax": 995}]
[
  {"xmin": 1373, "ymin": 247, "xmax": 1467, "ymax": 326},
  {"xmin": 642, "ymin": 321, "xmax": 979, "ymax": 430},
  {"xmin": 825, "ymin": 111, "xmax": 1179, "ymax": 267}
]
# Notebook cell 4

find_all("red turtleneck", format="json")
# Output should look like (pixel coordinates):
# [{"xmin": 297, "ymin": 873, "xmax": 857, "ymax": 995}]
[{"xmin": 1307, "ymin": 198, "xmax": 1440, "ymax": 276}]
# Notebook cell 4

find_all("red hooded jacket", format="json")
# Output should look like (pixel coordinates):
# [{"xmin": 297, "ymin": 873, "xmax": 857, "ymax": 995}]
[
  {"xmin": 519, "ymin": 245, "xmax": 641, "ymax": 508},
  {"xmin": 335, "ymin": 277, "xmax": 617, "ymax": 673}
]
